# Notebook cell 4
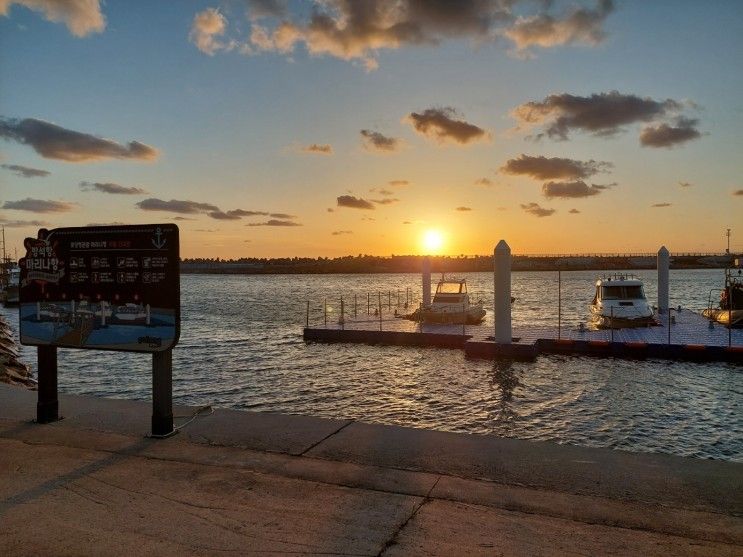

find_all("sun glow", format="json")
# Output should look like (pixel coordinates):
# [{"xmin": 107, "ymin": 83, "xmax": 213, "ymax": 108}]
[{"xmin": 422, "ymin": 229, "xmax": 445, "ymax": 253}]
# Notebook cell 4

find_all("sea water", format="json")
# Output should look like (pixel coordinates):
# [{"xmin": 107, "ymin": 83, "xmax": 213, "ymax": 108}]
[{"xmin": 2, "ymin": 269, "xmax": 741, "ymax": 461}]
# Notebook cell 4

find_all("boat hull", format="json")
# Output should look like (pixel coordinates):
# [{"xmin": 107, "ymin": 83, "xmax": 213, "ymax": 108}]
[{"xmin": 702, "ymin": 308, "xmax": 743, "ymax": 328}]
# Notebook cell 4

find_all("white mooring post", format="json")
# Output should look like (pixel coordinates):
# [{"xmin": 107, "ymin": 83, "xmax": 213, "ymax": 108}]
[
  {"xmin": 494, "ymin": 240, "xmax": 512, "ymax": 344},
  {"xmin": 657, "ymin": 246, "xmax": 670, "ymax": 314},
  {"xmin": 422, "ymin": 256, "xmax": 431, "ymax": 307}
]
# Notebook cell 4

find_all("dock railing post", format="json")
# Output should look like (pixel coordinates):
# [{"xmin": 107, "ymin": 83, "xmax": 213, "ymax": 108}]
[
  {"xmin": 367, "ymin": 293, "xmax": 370, "ymax": 315},
  {"xmin": 558, "ymin": 269, "xmax": 562, "ymax": 340},
  {"xmin": 658, "ymin": 246, "xmax": 670, "ymax": 315},
  {"xmin": 422, "ymin": 257, "xmax": 431, "ymax": 308},
  {"xmin": 379, "ymin": 295, "xmax": 382, "ymax": 331},
  {"xmin": 494, "ymin": 240, "xmax": 512, "ymax": 344},
  {"xmin": 340, "ymin": 298, "xmax": 345, "ymax": 330},
  {"xmin": 668, "ymin": 307, "xmax": 671, "ymax": 345},
  {"xmin": 462, "ymin": 304, "xmax": 466, "ymax": 337},
  {"xmin": 388, "ymin": 290, "xmax": 391, "ymax": 310},
  {"xmin": 610, "ymin": 306, "xmax": 614, "ymax": 343},
  {"xmin": 306, "ymin": 300, "xmax": 309, "ymax": 327},
  {"xmin": 324, "ymin": 298, "xmax": 327, "ymax": 328},
  {"xmin": 729, "ymin": 284, "xmax": 732, "ymax": 347}
]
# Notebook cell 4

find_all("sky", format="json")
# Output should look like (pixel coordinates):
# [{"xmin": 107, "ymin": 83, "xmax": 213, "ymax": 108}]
[{"xmin": 0, "ymin": 0, "xmax": 742, "ymax": 258}]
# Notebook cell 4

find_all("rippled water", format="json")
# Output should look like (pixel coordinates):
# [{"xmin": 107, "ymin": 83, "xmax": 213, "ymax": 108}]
[{"xmin": 3, "ymin": 269, "xmax": 741, "ymax": 461}]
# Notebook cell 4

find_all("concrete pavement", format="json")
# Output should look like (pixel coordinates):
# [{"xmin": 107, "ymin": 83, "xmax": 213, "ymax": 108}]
[{"xmin": 0, "ymin": 383, "xmax": 741, "ymax": 555}]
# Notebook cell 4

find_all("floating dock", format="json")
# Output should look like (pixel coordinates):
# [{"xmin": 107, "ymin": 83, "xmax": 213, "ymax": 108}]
[{"xmin": 304, "ymin": 309, "xmax": 743, "ymax": 363}]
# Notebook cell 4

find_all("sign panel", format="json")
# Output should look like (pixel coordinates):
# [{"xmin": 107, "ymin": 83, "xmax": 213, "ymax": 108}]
[{"xmin": 19, "ymin": 224, "xmax": 179, "ymax": 352}]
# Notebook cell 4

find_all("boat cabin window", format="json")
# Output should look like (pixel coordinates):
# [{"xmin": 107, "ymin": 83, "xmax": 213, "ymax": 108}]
[
  {"xmin": 601, "ymin": 285, "xmax": 645, "ymax": 300},
  {"xmin": 437, "ymin": 282, "xmax": 463, "ymax": 294}
]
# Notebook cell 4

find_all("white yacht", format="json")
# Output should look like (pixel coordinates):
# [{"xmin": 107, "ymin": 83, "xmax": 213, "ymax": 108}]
[
  {"xmin": 590, "ymin": 274, "xmax": 656, "ymax": 328},
  {"xmin": 416, "ymin": 277, "xmax": 486, "ymax": 324},
  {"xmin": 3, "ymin": 265, "xmax": 20, "ymax": 305}
]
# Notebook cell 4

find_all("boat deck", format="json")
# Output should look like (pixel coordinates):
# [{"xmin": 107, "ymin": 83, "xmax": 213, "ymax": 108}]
[{"xmin": 304, "ymin": 308, "xmax": 743, "ymax": 363}]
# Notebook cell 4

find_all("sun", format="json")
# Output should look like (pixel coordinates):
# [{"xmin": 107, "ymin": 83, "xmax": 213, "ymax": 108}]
[{"xmin": 422, "ymin": 229, "xmax": 445, "ymax": 253}]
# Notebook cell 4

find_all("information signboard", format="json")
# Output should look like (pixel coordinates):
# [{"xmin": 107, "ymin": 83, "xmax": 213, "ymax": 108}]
[{"xmin": 19, "ymin": 224, "xmax": 179, "ymax": 352}]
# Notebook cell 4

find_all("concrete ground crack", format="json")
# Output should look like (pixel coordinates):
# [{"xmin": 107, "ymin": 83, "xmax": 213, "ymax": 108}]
[
  {"xmin": 376, "ymin": 476, "xmax": 441, "ymax": 557},
  {"xmin": 299, "ymin": 420, "xmax": 354, "ymax": 456}
]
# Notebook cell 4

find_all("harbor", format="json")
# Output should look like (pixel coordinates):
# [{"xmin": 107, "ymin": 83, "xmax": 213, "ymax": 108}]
[
  {"xmin": 304, "ymin": 307, "xmax": 743, "ymax": 363},
  {"xmin": 304, "ymin": 243, "xmax": 743, "ymax": 364}
]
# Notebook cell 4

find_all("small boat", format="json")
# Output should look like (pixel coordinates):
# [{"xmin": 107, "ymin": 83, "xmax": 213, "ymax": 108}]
[
  {"xmin": 115, "ymin": 303, "xmax": 147, "ymax": 321},
  {"xmin": 2, "ymin": 265, "xmax": 20, "ymax": 306},
  {"xmin": 410, "ymin": 277, "xmax": 486, "ymax": 324},
  {"xmin": 703, "ymin": 262, "xmax": 743, "ymax": 328},
  {"xmin": 590, "ymin": 274, "xmax": 656, "ymax": 328}
]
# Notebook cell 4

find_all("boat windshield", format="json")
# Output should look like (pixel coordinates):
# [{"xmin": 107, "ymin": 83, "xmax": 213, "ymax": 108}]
[
  {"xmin": 602, "ymin": 285, "xmax": 645, "ymax": 300},
  {"xmin": 437, "ymin": 282, "xmax": 463, "ymax": 294}
]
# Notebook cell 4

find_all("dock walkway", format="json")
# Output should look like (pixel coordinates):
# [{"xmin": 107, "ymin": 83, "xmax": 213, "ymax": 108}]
[
  {"xmin": 304, "ymin": 309, "xmax": 743, "ymax": 362},
  {"xmin": 0, "ymin": 384, "xmax": 741, "ymax": 555}
]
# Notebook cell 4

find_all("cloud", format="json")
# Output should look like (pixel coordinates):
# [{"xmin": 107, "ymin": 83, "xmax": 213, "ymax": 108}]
[
  {"xmin": 520, "ymin": 202, "xmax": 555, "ymax": 217},
  {"xmin": 247, "ymin": 0, "xmax": 287, "ymax": 19},
  {"xmin": 360, "ymin": 130, "xmax": 401, "ymax": 152},
  {"xmin": 301, "ymin": 143, "xmax": 333, "ymax": 155},
  {"xmin": 406, "ymin": 107, "xmax": 488, "ymax": 145},
  {"xmin": 242, "ymin": 1, "xmax": 607, "ymax": 69},
  {"xmin": 326, "ymin": 208, "xmax": 334, "ymax": 212},
  {"xmin": 456, "ymin": 206, "xmax": 472, "ymax": 211},
  {"xmin": 639, "ymin": 117, "xmax": 702, "ymax": 148},
  {"xmin": 504, "ymin": 0, "xmax": 614, "ymax": 52},
  {"xmin": 136, "ymin": 198, "xmax": 219, "ymax": 214},
  {"xmin": 542, "ymin": 180, "xmax": 613, "ymax": 199},
  {"xmin": 247, "ymin": 219, "xmax": 302, "ymax": 226},
  {"xmin": 568, "ymin": 208, "xmax": 580, "ymax": 214},
  {"xmin": 371, "ymin": 198, "xmax": 399, "ymax": 205},
  {"xmin": 402, "ymin": 221, "xmax": 412, "ymax": 224},
  {"xmin": 269, "ymin": 212, "xmax": 296, "ymax": 219},
  {"xmin": 79, "ymin": 181, "xmax": 148, "ymax": 195},
  {"xmin": 337, "ymin": 195, "xmax": 374, "ymax": 210},
  {"xmin": 2, "ymin": 198, "xmax": 75, "ymax": 213},
  {"xmin": 511, "ymin": 91, "xmax": 687, "ymax": 140},
  {"xmin": 651, "ymin": 203, "xmax": 672, "ymax": 208},
  {"xmin": 172, "ymin": 216, "xmax": 196, "ymax": 221},
  {"xmin": 734, "ymin": 190, "xmax": 743, "ymax": 196},
  {"xmin": 474, "ymin": 177, "xmax": 493, "ymax": 187},
  {"xmin": 0, "ymin": 117, "xmax": 158, "ymax": 162},
  {"xmin": 1, "ymin": 163, "xmax": 49, "ymax": 178},
  {"xmin": 678, "ymin": 181, "xmax": 693, "ymax": 188},
  {"xmin": 0, "ymin": 0, "xmax": 105, "ymax": 37},
  {"xmin": 0, "ymin": 218, "xmax": 49, "ymax": 228},
  {"xmin": 370, "ymin": 188, "xmax": 394, "ymax": 195},
  {"xmin": 190, "ymin": 8, "xmax": 233, "ymax": 55},
  {"xmin": 500, "ymin": 154, "xmax": 611, "ymax": 180},
  {"xmin": 86, "ymin": 221, "xmax": 127, "ymax": 227},
  {"xmin": 331, "ymin": 230, "xmax": 353, "ymax": 236},
  {"xmin": 388, "ymin": 180, "xmax": 409, "ymax": 187},
  {"xmin": 208, "ymin": 211, "xmax": 242, "ymax": 220}
]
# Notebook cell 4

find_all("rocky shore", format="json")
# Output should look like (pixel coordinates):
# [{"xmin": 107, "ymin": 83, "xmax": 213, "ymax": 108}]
[{"xmin": 0, "ymin": 316, "xmax": 35, "ymax": 388}]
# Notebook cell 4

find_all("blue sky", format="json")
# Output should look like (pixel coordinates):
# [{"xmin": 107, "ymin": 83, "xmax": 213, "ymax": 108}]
[{"xmin": 1, "ymin": 1, "xmax": 742, "ymax": 257}]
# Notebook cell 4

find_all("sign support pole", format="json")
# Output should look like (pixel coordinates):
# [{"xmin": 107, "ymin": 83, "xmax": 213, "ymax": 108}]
[
  {"xmin": 37, "ymin": 346, "xmax": 58, "ymax": 423},
  {"xmin": 152, "ymin": 349, "xmax": 173, "ymax": 436}
]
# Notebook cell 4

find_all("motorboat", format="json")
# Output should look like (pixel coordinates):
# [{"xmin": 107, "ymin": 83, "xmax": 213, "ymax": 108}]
[
  {"xmin": 590, "ymin": 274, "xmax": 656, "ymax": 328},
  {"xmin": 410, "ymin": 277, "xmax": 486, "ymax": 324},
  {"xmin": 703, "ymin": 260, "xmax": 743, "ymax": 328}
]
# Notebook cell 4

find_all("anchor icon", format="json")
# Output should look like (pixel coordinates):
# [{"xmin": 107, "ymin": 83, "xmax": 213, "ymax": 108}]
[{"xmin": 152, "ymin": 227, "xmax": 167, "ymax": 249}]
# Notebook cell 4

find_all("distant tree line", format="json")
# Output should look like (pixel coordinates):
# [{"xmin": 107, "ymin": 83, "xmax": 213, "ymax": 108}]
[{"xmin": 180, "ymin": 253, "xmax": 736, "ymax": 274}]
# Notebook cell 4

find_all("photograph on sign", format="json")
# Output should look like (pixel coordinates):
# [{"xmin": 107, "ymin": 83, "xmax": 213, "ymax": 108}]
[{"xmin": 19, "ymin": 225, "xmax": 180, "ymax": 353}]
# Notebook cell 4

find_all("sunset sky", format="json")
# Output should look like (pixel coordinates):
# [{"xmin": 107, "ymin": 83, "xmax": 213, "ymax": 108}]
[{"xmin": 1, "ymin": 0, "xmax": 742, "ymax": 258}]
